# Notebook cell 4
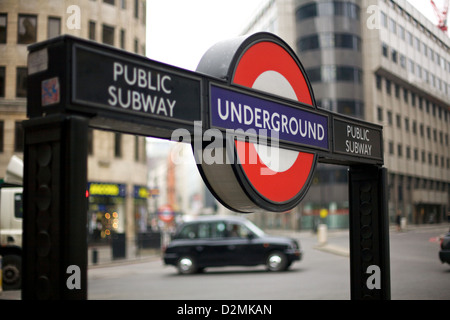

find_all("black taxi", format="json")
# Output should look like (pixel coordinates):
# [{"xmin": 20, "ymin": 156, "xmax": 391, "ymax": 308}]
[{"xmin": 163, "ymin": 215, "xmax": 302, "ymax": 274}]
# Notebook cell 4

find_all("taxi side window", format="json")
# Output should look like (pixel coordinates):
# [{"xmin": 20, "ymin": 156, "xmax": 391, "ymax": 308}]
[
  {"xmin": 177, "ymin": 221, "xmax": 227, "ymax": 239},
  {"xmin": 211, "ymin": 221, "xmax": 226, "ymax": 238},
  {"xmin": 177, "ymin": 224, "xmax": 198, "ymax": 239},
  {"xmin": 227, "ymin": 223, "xmax": 251, "ymax": 238}
]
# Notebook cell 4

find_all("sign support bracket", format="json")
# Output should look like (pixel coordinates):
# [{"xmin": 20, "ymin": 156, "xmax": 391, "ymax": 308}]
[
  {"xmin": 349, "ymin": 165, "xmax": 390, "ymax": 299},
  {"xmin": 22, "ymin": 114, "xmax": 89, "ymax": 300}
]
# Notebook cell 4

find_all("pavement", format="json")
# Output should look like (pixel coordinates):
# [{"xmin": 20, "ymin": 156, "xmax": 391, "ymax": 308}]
[{"xmin": 1, "ymin": 222, "xmax": 448, "ymax": 300}]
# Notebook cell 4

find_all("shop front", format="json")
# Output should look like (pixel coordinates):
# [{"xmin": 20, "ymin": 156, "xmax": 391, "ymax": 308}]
[
  {"xmin": 134, "ymin": 185, "xmax": 161, "ymax": 249},
  {"xmin": 87, "ymin": 182, "xmax": 126, "ymax": 244}
]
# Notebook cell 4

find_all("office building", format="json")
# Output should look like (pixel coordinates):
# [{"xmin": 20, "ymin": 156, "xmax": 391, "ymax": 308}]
[
  {"xmin": 243, "ymin": 0, "xmax": 450, "ymax": 227},
  {"xmin": 0, "ymin": 0, "xmax": 149, "ymax": 243}
]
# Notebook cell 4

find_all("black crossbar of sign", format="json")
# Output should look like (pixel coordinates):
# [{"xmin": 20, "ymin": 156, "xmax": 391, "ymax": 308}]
[{"xmin": 27, "ymin": 35, "xmax": 383, "ymax": 166}]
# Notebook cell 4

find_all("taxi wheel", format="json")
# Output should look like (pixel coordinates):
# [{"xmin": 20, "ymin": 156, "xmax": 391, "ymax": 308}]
[
  {"xmin": 266, "ymin": 251, "xmax": 288, "ymax": 272},
  {"xmin": 176, "ymin": 256, "xmax": 198, "ymax": 274}
]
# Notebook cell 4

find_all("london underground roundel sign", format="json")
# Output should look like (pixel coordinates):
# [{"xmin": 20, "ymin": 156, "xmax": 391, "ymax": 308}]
[{"xmin": 196, "ymin": 32, "xmax": 318, "ymax": 213}]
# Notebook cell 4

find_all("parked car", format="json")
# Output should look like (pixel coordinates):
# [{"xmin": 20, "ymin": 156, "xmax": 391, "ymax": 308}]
[
  {"xmin": 163, "ymin": 215, "xmax": 302, "ymax": 274},
  {"xmin": 439, "ymin": 229, "xmax": 450, "ymax": 265}
]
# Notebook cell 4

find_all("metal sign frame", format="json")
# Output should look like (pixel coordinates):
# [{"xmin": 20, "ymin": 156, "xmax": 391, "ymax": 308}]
[{"xmin": 23, "ymin": 34, "xmax": 390, "ymax": 300}]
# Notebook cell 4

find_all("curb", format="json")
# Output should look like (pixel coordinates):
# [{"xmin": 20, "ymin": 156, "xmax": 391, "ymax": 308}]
[{"xmin": 313, "ymin": 243, "xmax": 350, "ymax": 257}]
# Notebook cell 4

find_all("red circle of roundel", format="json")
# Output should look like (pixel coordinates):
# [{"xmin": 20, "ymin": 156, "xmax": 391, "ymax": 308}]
[
  {"xmin": 232, "ymin": 41, "xmax": 316, "ymax": 204},
  {"xmin": 233, "ymin": 41, "xmax": 313, "ymax": 106}
]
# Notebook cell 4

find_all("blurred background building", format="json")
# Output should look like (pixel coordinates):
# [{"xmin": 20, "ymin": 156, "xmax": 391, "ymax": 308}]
[
  {"xmin": 242, "ymin": 0, "xmax": 450, "ymax": 229},
  {"xmin": 0, "ymin": 0, "xmax": 148, "ymax": 244},
  {"xmin": 1, "ymin": 0, "xmax": 448, "ymax": 239}
]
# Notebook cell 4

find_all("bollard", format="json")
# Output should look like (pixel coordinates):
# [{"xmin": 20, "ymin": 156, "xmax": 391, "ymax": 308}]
[
  {"xmin": 400, "ymin": 217, "xmax": 407, "ymax": 230},
  {"xmin": 92, "ymin": 249, "xmax": 98, "ymax": 265},
  {"xmin": 317, "ymin": 224, "xmax": 328, "ymax": 245}
]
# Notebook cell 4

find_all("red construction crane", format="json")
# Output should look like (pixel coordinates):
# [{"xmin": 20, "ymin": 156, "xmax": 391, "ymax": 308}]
[{"xmin": 430, "ymin": 0, "xmax": 449, "ymax": 32}]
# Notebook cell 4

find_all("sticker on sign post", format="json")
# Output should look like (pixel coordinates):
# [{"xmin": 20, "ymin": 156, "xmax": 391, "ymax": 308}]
[{"xmin": 41, "ymin": 77, "xmax": 60, "ymax": 106}]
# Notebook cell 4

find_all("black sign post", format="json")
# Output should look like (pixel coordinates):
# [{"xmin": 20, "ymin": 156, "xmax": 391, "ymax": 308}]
[{"xmin": 24, "ymin": 34, "xmax": 389, "ymax": 300}]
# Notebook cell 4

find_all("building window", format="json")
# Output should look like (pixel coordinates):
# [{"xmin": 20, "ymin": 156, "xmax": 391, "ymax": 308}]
[
  {"xmin": 395, "ymin": 84, "xmax": 400, "ymax": 99},
  {"xmin": 414, "ymin": 37, "xmax": 420, "ymax": 51},
  {"xmin": 376, "ymin": 75, "xmax": 382, "ymax": 90},
  {"xmin": 296, "ymin": 2, "xmax": 360, "ymax": 21},
  {"xmin": 389, "ymin": 141, "xmax": 394, "ymax": 155},
  {"xmin": 89, "ymin": 21, "xmax": 96, "ymax": 40},
  {"xmin": 17, "ymin": 14, "xmax": 37, "ymax": 44},
  {"xmin": 104, "ymin": 0, "xmax": 115, "ymax": 5},
  {"xmin": 0, "ymin": 121, "xmax": 4, "ymax": 152},
  {"xmin": 134, "ymin": 0, "xmax": 139, "ymax": 19},
  {"xmin": 14, "ymin": 121, "xmax": 24, "ymax": 152},
  {"xmin": 16, "ymin": 67, "xmax": 27, "ymax": 98},
  {"xmin": 114, "ymin": 132, "xmax": 122, "ymax": 157},
  {"xmin": 387, "ymin": 111, "xmax": 392, "ymax": 125},
  {"xmin": 297, "ymin": 33, "xmax": 361, "ymax": 52},
  {"xmin": 407, "ymin": 31, "xmax": 413, "ymax": 46},
  {"xmin": 408, "ymin": 59, "xmax": 414, "ymax": 74},
  {"xmin": 396, "ymin": 114, "xmax": 401, "ymax": 128},
  {"xmin": 141, "ymin": 0, "xmax": 146, "ymax": 24},
  {"xmin": 336, "ymin": 100, "xmax": 364, "ymax": 117},
  {"xmin": 381, "ymin": 11, "xmax": 387, "ymax": 28},
  {"xmin": 377, "ymin": 107, "xmax": 383, "ymax": 122},
  {"xmin": 398, "ymin": 25, "xmax": 405, "ymax": 40},
  {"xmin": 391, "ymin": 49, "xmax": 397, "ymax": 63},
  {"xmin": 399, "ymin": 54, "xmax": 406, "ymax": 68},
  {"xmin": 48, "ymin": 17, "xmax": 61, "ymax": 39},
  {"xmin": 385, "ymin": 79, "xmax": 391, "ymax": 95},
  {"xmin": 0, "ymin": 14, "xmax": 7, "ymax": 43},
  {"xmin": 298, "ymin": 35, "xmax": 319, "ymax": 51},
  {"xmin": 134, "ymin": 38, "xmax": 138, "ymax": 53},
  {"xmin": 382, "ymin": 43, "xmax": 388, "ymax": 57},
  {"xmin": 306, "ymin": 65, "xmax": 362, "ymax": 83},
  {"xmin": 389, "ymin": 18, "xmax": 396, "ymax": 34},
  {"xmin": 416, "ymin": 64, "xmax": 422, "ymax": 78},
  {"xmin": 102, "ymin": 24, "xmax": 114, "ymax": 45},
  {"xmin": 0, "ymin": 66, "xmax": 5, "ymax": 97},
  {"xmin": 120, "ymin": 29, "xmax": 125, "ymax": 49}
]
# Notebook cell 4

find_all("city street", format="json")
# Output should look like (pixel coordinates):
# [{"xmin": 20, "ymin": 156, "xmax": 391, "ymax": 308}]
[
  {"xmin": 86, "ymin": 225, "xmax": 449, "ymax": 300},
  {"xmin": 1, "ymin": 224, "xmax": 448, "ymax": 300}
]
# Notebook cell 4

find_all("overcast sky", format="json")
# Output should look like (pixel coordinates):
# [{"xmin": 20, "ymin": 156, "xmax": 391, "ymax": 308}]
[{"xmin": 145, "ymin": 0, "xmax": 446, "ymax": 71}]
